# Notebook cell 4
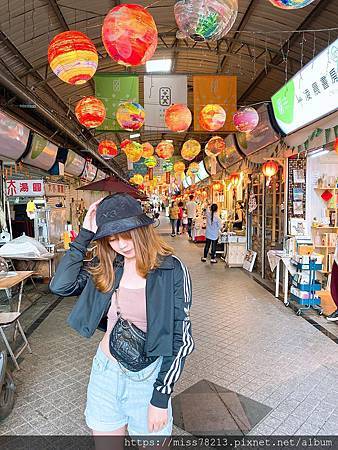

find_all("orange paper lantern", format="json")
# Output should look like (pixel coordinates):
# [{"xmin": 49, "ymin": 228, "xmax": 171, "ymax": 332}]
[
  {"xmin": 75, "ymin": 96, "xmax": 106, "ymax": 128},
  {"xmin": 174, "ymin": 161, "xmax": 186, "ymax": 173},
  {"xmin": 132, "ymin": 174, "xmax": 144, "ymax": 185},
  {"xmin": 156, "ymin": 141, "xmax": 175, "ymax": 159},
  {"xmin": 262, "ymin": 160, "xmax": 279, "ymax": 178},
  {"xmin": 48, "ymin": 31, "xmax": 98, "ymax": 85},
  {"xmin": 181, "ymin": 140, "xmax": 201, "ymax": 161},
  {"xmin": 165, "ymin": 104, "xmax": 192, "ymax": 132},
  {"xmin": 142, "ymin": 142, "xmax": 154, "ymax": 158},
  {"xmin": 213, "ymin": 182, "xmax": 223, "ymax": 191},
  {"xmin": 199, "ymin": 104, "xmax": 226, "ymax": 131},
  {"xmin": 102, "ymin": 4, "xmax": 158, "ymax": 66},
  {"xmin": 98, "ymin": 140, "xmax": 118, "ymax": 159},
  {"xmin": 334, "ymin": 137, "xmax": 338, "ymax": 154}
]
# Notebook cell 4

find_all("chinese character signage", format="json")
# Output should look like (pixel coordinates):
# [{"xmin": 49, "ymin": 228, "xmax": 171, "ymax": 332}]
[
  {"xmin": 6, "ymin": 179, "xmax": 45, "ymax": 197},
  {"xmin": 95, "ymin": 74, "xmax": 139, "ymax": 131},
  {"xmin": 271, "ymin": 38, "xmax": 338, "ymax": 135},
  {"xmin": 193, "ymin": 76, "xmax": 237, "ymax": 132},
  {"xmin": 144, "ymin": 75, "xmax": 187, "ymax": 130},
  {"xmin": 44, "ymin": 183, "xmax": 65, "ymax": 197}
]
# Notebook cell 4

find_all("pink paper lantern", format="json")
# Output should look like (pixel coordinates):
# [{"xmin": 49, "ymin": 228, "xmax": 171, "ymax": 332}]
[
  {"xmin": 233, "ymin": 107, "xmax": 259, "ymax": 133},
  {"xmin": 102, "ymin": 4, "xmax": 158, "ymax": 66}
]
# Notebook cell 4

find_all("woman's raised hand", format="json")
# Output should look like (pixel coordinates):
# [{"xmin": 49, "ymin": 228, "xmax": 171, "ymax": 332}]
[{"xmin": 82, "ymin": 199, "xmax": 103, "ymax": 233}]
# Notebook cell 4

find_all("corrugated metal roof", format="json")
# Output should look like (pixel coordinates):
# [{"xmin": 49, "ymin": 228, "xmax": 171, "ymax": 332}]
[{"xmin": 0, "ymin": 0, "xmax": 337, "ymax": 173}]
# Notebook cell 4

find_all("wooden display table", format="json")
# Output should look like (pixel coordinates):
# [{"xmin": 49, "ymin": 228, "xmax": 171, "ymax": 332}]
[{"xmin": 0, "ymin": 271, "xmax": 34, "ymax": 312}]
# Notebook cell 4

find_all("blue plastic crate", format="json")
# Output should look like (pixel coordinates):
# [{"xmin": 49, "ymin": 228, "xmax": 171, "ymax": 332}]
[
  {"xmin": 290, "ymin": 293, "xmax": 321, "ymax": 306},
  {"xmin": 291, "ymin": 281, "xmax": 321, "ymax": 292},
  {"xmin": 292, "ymin": 261, "xmax": 322, "ymax": 271}
]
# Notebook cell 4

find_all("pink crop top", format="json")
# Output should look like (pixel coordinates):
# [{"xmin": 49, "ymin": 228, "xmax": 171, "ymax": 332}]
[
  {"xmin": 100, "ymin": 286, "xmax": 147, "ymax": 359},
  {"xmin": 107, "ymin": 286, "xmax": 147, "ymax": 333}
]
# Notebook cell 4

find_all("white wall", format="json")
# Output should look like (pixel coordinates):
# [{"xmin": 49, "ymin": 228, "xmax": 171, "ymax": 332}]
[{"xmin": 306, "ymin": 150, "xmax": 338, "ymax": 233}]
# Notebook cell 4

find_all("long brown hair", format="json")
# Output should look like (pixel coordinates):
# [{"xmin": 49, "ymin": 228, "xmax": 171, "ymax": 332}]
[{"xmin": 91, "ymin": 225, "xmax": 174, "ymax": 293}]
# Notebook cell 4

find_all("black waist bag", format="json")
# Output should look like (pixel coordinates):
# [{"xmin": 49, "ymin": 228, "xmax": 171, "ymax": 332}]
[{"xmin": 109, "ymin": 289, "xmax": 157, "ymax": 372}]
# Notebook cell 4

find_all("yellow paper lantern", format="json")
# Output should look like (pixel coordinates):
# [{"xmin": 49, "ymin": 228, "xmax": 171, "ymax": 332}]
[
  {"xmin": 144, "ymin": 156, "xmax": 157, "ymax": 168},
  {"xmin": 132, "ymin": 174, "xmax": 144, "ymax": 185},
  {"xmin": 122, "ymin": 140, "xmax": 143, "ymax": 162},
  {"xmin": 181, "ymin": 139, "xmax": 201, "ymax": 161},
  {"xmin": 48, "ymin": 31, "xmax": 98, "ymax": 85},
  {"xmin": 174, "ymin": 161, "xmax": 186, "ymax": 173},
  {"xmin": 189, "ymin": 162, "xmax": 200, "ymax": 174}
]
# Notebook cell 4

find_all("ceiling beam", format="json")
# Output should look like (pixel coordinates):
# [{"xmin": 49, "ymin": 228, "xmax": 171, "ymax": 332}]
[
  {"xmin": 46, "ymin": 0, "xmax": 69, "ymax": 31},
  {"xmin": 219, "ymin": 0, "xmax": 260, "ymax": 73},
  {"xmin": 238, "ymin": 0, "xmax": 334, "ymax": 103}
]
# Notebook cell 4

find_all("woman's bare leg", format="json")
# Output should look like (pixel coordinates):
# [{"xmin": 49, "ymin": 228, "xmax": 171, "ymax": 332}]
[{"xmin": 92, "ymin": 424, "xmax": 127, "ymax": 450}]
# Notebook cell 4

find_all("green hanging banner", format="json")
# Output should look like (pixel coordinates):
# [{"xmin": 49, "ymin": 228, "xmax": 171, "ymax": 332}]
[
  {"xmin": 325, "ymin": 128, "xmax": 332, "ymax": 144},
  {"xmin": 94, "ymin": 74, "xmax": 139, "ymax": 132},
  {"xmin": 334, "ymin": 125, "xmax": 338, "ymax": 138}
]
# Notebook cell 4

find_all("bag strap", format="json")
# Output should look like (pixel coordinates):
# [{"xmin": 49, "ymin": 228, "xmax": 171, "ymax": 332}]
[{"xmin": 115, "ymin": 288, "xmax": 121, "ymax": 317}]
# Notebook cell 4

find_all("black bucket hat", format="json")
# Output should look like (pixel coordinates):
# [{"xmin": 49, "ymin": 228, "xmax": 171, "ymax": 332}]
[{"xmin": 93, "ymin": 193, "xmax": 154, "ymax": 241}]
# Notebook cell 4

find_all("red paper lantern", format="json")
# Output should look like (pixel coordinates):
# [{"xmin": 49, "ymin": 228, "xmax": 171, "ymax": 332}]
[
  {"xmin": 102, "ymin": 4, "xmax": 158, "ymax": 66},
  {"xmin": 156, "ymin": 141, "xmax": 174, "ymax": 159},
  {"xmin": 48, "ymin": 31, "xmax": 98, "ymax": 85},
  {"xmin": 98, "ymin": 140, "xmax": 118, "ymax": 159},
  {"xmin": 75, "ymin": 96, "xmax": 106, "ymax": 128},
  {"xmin": 165, "ymin": 104, "xmax": 192, "ymax": 132},
  {"xmin": 334, "ymin": 137, "xmax": 338, "ymax": 154},
  {"xmin": 262, "ymin": 160, "xmax": 279, "ymax": 178}
]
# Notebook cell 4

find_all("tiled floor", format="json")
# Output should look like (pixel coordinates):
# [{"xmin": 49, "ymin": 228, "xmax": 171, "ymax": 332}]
[{"xmin": 1, "ymin": 218, "xmax": 338, "ymax": 436}]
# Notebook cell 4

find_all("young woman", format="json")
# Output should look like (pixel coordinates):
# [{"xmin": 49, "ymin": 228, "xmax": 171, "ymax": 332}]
[
  {"xmin": 177, "ymin": 201, "xmax": 184, "ymax": 235},
  {"xmin": 169, "ymin": 201, "xmax": 179, "ymax": 237},
  {"xmin": 50, "ymin": 194, "xmax": 194, "ymax": 443},
  {"xmin": 201, "ymin": 203, "xmax": 221, "ymax": 264},
  {"xmin": 233, "ymin": 201, "xmax": 244, "ymax": 230}
]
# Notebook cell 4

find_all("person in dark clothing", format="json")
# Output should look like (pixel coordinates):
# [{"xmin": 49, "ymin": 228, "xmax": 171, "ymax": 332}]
[{"xmin": 177, "ymin": 201, "xmax": 184, "ymax": 235}]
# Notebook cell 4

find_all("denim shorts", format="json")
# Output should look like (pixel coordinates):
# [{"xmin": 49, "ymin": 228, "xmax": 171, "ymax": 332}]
[{"xmin": 85, "ymin": 345, "xmax": 173, "ymax": 435}]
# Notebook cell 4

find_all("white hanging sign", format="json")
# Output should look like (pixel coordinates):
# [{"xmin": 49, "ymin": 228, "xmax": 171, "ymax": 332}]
[{"xmin": 6, "ymin": 179, "xmax": 45, "ymax": 197}]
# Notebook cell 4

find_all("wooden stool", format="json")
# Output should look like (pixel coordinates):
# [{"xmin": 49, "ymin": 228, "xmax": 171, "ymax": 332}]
[{"xmin": 0, "ymin": 312, "xmax": 32, "ymax": 370}]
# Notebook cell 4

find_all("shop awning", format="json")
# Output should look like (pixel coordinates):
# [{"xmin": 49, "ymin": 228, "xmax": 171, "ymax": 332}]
[{"xmin": 76, "ymin": 176, "xmax": 148, "ymax": 200}]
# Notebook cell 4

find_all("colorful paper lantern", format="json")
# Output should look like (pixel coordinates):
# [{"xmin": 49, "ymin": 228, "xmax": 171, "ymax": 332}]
[
  {"xmin": 189, "ymin": 162, "xmax": 200, "ymax": 174},
  {"xmin": 268, "ymin": 0, "xmax": 315, "ymax": 9},
  {"xmin": 102, "ymin": 4, "xmax": 158, "ymax": 66},
  {"xmin": 174, "ymin": 0, "xmax": 238, "ymax": 42},
  {"xmin": 181, "ymin": 140, "xmax": 201, "ymax": 161},
  {"xmin": 334, "ymin": 137, "xmax": 338, "ymax": 154},
  {"xmin": 142, "ymin": 142, "xmax": 154, "ymax": 158},
  {"xmin": 75, "ymin": 96, "xmax": 106, "ymax": 128},
  {"xmin": 48, "ymin": 31, "xmax": 98, "ymax": 85},
  {"xmin": 122, "ymin": 141, "xmax": 143, "ymax": 162},
  {"xmin": 262, "ymin": 160, "xmax": 279, "ymax": 178},
  {"xmin": 233, "ymin": 107, "xmax": 259, "ymax": 133},
  {"xmin": 98, "ymin": 140, "xmax": 118, "ymax": 159},
  {"xmin": 165, "ymin": 104, "xmax": 192, "ymax": 132},
  {"xmin": 144, "ymin": 156, "xmax": 157, "ymax": 168},
  {"xmin": 156, "ymin": 141, "xmax": 175, "ymax": 159},
  {"xmin": 199, "ymin": 104, "xmax": 226, "ymax": 131},
  {"xmin": 116, "ymin": 102, "xmax": 145, "ymax": 131},
  {"xmin": 163, "ymin": 159, "xmax": 174, "ymax": 172},
  {"xmin": 321, "ymin": 190, "xmax": 333, "ymax": 202},
  {"xmin": 205, "ymin": 136, "xmax": 226, "ymax": 157}
]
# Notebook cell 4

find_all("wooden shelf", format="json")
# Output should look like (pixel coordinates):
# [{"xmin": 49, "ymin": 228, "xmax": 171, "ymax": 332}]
[
  {"xmin": 312, "ymin": 226, "xmax": 338, "ymax": 230},
  {"xmin": 315, "ymin": 186, "xmax": 338, "ymax": 190},
  {"xmin": 315, "ymin": 245, "xmax": 336, "ymax": 248}
]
